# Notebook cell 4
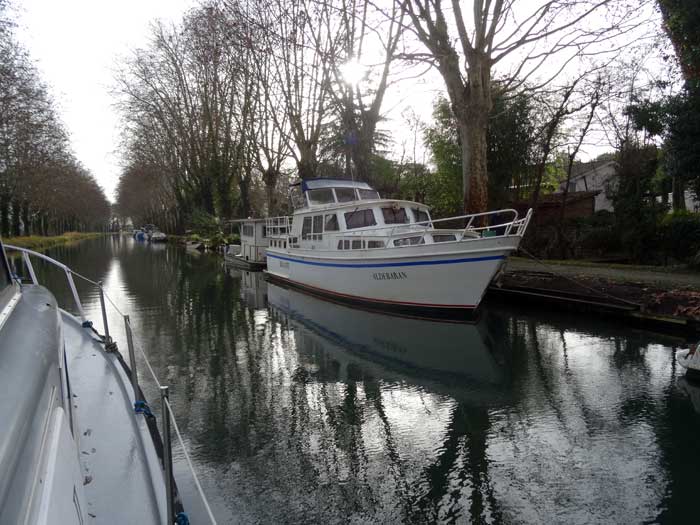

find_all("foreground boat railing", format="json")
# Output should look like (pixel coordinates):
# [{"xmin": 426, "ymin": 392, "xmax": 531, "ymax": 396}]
[
  {"xmin": 266, "ymin": 208, "xmax": 533, "ymax": 249},
  {"xmin": 4, "ymin": 244, "xmax": 218, "ymax": 525}
]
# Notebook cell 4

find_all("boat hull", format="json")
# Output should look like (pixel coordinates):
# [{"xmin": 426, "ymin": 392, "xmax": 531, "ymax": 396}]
[{"xmin": 266, "ymin": 238, "xmax": 517, "ymax": 319}]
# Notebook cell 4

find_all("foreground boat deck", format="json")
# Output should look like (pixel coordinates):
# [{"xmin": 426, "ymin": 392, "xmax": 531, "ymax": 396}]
[{"xmin": 63, "ymin": 312, "xmax": 166, "ymax": 524}]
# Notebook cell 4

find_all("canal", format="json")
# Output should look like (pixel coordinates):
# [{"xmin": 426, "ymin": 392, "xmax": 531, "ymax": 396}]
[{"xmin": 27, "ymin": 236, "xmax": 700, "ymax": 523}]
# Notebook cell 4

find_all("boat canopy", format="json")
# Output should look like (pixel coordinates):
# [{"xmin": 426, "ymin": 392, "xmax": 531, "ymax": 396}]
[{"xmin": 300, "ymin": 178, "xmax": 373, "ymax": 192}]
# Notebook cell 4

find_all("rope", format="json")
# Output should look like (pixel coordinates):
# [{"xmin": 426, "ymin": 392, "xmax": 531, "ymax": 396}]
[
  {"xmin": 69, "ymin": 269, "xmax": 101, "ymax": 287},
  {"xmin": 516, "ymin": 247, "xmax": 641, "ymax": 308},
  {"xmin": 164, "ymin": 397, "xmax": 218, "ymax": 525}
]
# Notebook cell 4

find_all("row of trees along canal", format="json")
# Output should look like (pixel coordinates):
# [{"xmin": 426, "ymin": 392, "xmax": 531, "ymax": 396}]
[
  {"xmin": 113, "ymin": 0, "xmax": 691, "ymax": 239},
  {"xmin": 0, "ymin": 1, "xmax": 110, "ymax": 237}
]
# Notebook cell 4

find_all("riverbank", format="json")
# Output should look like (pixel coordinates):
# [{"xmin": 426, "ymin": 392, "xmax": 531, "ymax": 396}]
[
  {"xmin": 2, "ymin": 232, "xmax": 104, "ymax": 250},
  {"xmin": 490, "ymin": 257, "xmax": 700, "ymax": 335}
]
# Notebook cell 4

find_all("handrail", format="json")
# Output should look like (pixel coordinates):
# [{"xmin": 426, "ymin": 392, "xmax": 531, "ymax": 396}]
[
  {"xmin": 266, "ymin": 208, "xmax": 525, "ymax": 238},
  {"xmin": 265, "ymin": 208, "xmax": 532, "ymax": 251},
  {"xmin": 3, "ymin": 244, "xmax": 217, "ymax": 525}
]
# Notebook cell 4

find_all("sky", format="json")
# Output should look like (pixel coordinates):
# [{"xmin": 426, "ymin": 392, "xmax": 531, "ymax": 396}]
[
  {"xmin": 13, "ymin": 0, "xmax": 665, "ymax": 203},
  {"xmin": 16, "ymin": 0, "xmax": 198, "ymax": 201}
]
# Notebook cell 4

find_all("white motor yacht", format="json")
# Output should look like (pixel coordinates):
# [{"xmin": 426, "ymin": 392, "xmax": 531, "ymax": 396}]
[{"xmin": 265, "ymin": 179, "xmax": 532, "ymax": 320}]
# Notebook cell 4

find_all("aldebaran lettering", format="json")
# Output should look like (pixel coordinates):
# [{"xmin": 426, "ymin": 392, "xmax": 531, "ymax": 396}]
[{"xmin": 372, "ymin": 271, "xmax": 407, "ymax": 280}]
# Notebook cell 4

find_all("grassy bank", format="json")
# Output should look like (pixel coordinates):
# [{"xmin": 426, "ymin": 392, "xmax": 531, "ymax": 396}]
[{"xmin": 2, "ymin": 232, "xmax": 104, "ymax": 250}]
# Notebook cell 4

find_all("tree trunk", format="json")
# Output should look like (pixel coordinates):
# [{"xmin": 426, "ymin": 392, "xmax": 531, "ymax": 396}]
[
  {"xmin": 0, "ymin": 196, "xmax": 9, "ymax": 237},
  {"xmin": 263, "ymin": 168, "xmax": 279, "ymax": 215},
  {"xmin": 672, "ymin": 174, "xmax": 686, "ymax": 211},
  {"xmin": 22, "ymin": 201, "xmax": 30, "ymax": 236},
  {"xmin": 11, "ymin": 199, "xmax": 21, "ymax": 237}
]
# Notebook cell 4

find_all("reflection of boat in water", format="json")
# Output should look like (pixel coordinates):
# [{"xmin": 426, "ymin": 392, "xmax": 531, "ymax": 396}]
[
  {"xmin": 678, "ymin": 345, "xmax": 700, "ymax": 379},
  {"xmin": 264, "ymin": 281, "xmax": 510, "ymax": 402},
  {"xmin": 224, "ymin": 265, "xmax": 268, "ymax": 309}
]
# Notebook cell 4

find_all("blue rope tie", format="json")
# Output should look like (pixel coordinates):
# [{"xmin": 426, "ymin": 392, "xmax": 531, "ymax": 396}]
[
  {"xmin": 176, "ymin": 512, "xmax": 190, "ymax": 525},
  {"xmin": 134, "ymin": 400, "xmax": 154, "ymax": 418},
  {"xmin": 82, "ymin": 320, "xmax": 93, "ymax": 328}
]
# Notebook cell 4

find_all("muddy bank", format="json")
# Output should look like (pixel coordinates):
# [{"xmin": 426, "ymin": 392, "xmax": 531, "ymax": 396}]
[{"xmin": 490, "ymin": 268, "xmax": 700, "ymax": 333}]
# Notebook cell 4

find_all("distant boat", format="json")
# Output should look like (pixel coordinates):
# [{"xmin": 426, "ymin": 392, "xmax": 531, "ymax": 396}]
[
  {"xmin": 133, "ymin": 229, "xmax": 146, "ymax": 241},
  {"xmin": 265, "ymin": 178, "xmax": 532, "ymax": 320},
  {"xmin": 149, "ymin": 230, "xmax": 167, "ymax": 243}
]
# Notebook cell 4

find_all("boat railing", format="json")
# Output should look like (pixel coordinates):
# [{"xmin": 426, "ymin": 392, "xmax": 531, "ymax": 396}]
[
  {"xmin": 4, "ymin": 244, "xmax": 218, "ymax": 525},
  {"xmin": 266, "ymin": 215, "xmax": 293, "ymax": 238},
  {"xmin": 266, "ymin": 208, "xmax": 533, "ymax": 251}
]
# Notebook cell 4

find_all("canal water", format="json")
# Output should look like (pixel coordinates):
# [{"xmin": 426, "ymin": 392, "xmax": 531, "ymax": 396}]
[{"xmin": 23, "ymin": 236, "xmax": 700, "ymax": 523}]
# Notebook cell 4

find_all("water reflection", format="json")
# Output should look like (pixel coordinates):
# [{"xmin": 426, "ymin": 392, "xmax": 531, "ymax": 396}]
[{"xmin": 22, "ymin": 238, "xmax": 700, "ymax": 523}]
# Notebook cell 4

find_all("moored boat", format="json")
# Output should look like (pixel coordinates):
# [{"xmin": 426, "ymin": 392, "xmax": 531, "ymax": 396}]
[
  {"xmin": 223, "ymin": 218, "xmax": 269, "ymax": 271},
  {"xmin": 149, "ymin": 230, "xmax": 167, "ymax": 243},
  {"xmin": 265, "ymin": 179, "xmax": 532, "ymax": 320},
  {"xmin": 0, "ymin": 240, "xmax": 198, "ymax": 524}
]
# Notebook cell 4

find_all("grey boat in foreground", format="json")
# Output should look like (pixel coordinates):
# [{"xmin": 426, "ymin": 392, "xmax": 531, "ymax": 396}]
[{"xmin": 0, "ymin": 240, "xmax": 214, "ymax": 524}]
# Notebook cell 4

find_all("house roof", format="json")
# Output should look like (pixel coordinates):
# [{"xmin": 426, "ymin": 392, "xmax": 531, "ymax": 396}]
[
  {"xmin": 510, "ymin": 190, "xmax": 600, "ymax": 208},
  {"xmin": 567, "ymin": 160, "xmax": 618, "ymax": 183}
]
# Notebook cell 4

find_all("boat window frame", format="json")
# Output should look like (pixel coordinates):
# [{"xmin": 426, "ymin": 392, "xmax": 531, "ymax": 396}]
[
  {"xmin": 393, "ymin": 236, "xmax": 425, "ymax": 247},
  {"xmin": 358, "ymin": 189, "xmax": 380, "ymax": 200},
  {"xmin": 301, "ymin": 216, "xmax": 313, "ymax": 239},
  {"xmin": 411, "ymin": 207, "xmax": 431, "ymax": 224},
  {"xmin": 381, "ymin": 206, "xmax": 410, "ymax": 225},
  {"xmin": 324, "ymin": 214, "xmax": 339, "ymax": 232},
  {"xmin": 432, "ymin": 234, "xmax": 457, "ymax": 243},
  {"xmin": 307, "ymin": 188, "xmax": 336, "ymax": 205},
  {"xmin": 334, "ymin": 188, "xmax": 357, "ymax": 203},
  {"xmin": 344, "ymin": 208, "xmax": 377, "ymax": 230}
]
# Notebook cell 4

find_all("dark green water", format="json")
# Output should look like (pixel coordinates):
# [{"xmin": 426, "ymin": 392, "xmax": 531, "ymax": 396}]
[{"xmin": 20, "ymin": 236, "xmax": 700, "ymax": 523}]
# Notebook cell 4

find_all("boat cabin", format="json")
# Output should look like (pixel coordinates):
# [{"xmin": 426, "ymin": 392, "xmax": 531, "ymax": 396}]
[
  {"xmin": 268, "ymin": 179, "xmax": 448, "ymax": 252},
  {"xmin": 230, "ymin": 218, "xmax": 269, "ymax": 263}
]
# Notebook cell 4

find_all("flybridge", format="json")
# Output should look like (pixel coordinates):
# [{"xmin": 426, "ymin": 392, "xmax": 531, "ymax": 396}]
[{"xmin": 291, "ymin": 178, "xmax": 381, "ymax": 209}]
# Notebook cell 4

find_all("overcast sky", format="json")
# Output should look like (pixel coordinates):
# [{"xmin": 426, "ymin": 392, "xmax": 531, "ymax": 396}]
[
  {"xmin": 13, "ymin": 0, "xmax": 664, "ymax": 203},
  {"xmin": 16, "ymin": 0, "xmax": 197, "ymax": 201}
]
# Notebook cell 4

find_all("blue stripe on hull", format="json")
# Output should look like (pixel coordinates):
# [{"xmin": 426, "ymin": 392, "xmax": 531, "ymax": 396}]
[{"xmin": 266, "ymin": 252, "xmax": 505, "ymax": 269}]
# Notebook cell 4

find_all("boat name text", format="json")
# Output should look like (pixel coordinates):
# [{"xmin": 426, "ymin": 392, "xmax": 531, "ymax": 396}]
[{"xmin": 372, "ymin": 271, "xmax": 408, "ymax": 281}]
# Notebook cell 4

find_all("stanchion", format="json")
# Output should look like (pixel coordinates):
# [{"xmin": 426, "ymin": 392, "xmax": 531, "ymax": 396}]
[
  {"xmin": 98, "ymin": 282, "xmax": 112, "ymax": 346},
  {"xmin": 161, "ymin": 386, "xmax": 175, "ymax": 525},
  {"xmin": 124, "ymin": 315, "xmax": 139, "ymax": 396}
]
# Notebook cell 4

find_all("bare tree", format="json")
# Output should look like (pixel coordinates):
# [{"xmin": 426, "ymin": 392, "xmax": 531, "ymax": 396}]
[{"xmin": 399, "ymin": 0, "xmax": 654, "ymax": 213}]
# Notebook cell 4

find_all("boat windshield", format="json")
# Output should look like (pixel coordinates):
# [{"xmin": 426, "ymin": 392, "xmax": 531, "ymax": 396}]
[
  {"xmin": 334, "ymin": 188, "xmax": 357, "ymax": 202},
  {"xmin": 412, "ymin": 207, "xmax": 430, "ymax": 223},
  {"xmin": 382, "ymin": 207, "xmax": 409, "ymax": 224},
  {"xmin": 358, "ymin": 189, "xmax": 380, "ymax": 200},
  {"xmin": 307, "ymin": 188, "xmax": 335, "ymax": 205}
]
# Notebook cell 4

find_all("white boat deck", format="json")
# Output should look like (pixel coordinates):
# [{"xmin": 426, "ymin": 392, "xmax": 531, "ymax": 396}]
[{"xmin": 63, "ymin": 312, "xmax": 166, "ymax": 524}]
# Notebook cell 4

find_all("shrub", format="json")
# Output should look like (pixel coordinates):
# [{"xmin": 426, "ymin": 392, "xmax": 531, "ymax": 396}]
[{"xmin": 659, "ymin": 210, "xmax": 700, "ymax": 262}]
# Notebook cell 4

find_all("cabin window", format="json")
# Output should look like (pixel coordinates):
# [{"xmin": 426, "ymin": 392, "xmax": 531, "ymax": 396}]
[
  {"xmin": 344, "ymin": 209, "xmax": 376, "ymax": 229},
  {"xmin": 367, "ymin": 240, "xmax": 385, "ymax": 249},
  {"xmin": 412, "ymin": 207, "xmax": 430, "ymax": 224},
  {"xmin": 337, "ymin": 239, "xmax": 351, "ymax": 250},
  {"xmin": 335, "ymin": 188, "xmax": 356, "ymax": 202},
  {"xmin": 352, "ymin": 240, "xmax": 363, "ymax": 250},
  {"xmin": 358, "ymin": 189, "xmax": 380, "ymax": 200},
  {"xmin": 432, "ymin": 234, "xmax": 456, "ymax": 243},
  {"xmin": 242, "ymin": 225, "xmax": 254, "ymax": 237},
  {"xmin": 313, "ymin": 215, "xmax": 323, "ymax": 234},
  {"xmin": 393, "ymin": 236, "xmax": 425, "ymax": 247},
  {"xmin": 262, "ymin": 226, "xmax": 267, "ymax": 238},
  {"xmin": 324, "ymin": 214, "xmax": 339, "ymax": 231},
  {"xmin": 302, "ymin": 217, "xmax": 312, "ymax": 239},
  {"xmin": 382, "ymin": 207, "xmax": 409, "ymax": 224},
  {"xmin": 307, "ymin": 188, "xmax": 335, "ymax": 205}
]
